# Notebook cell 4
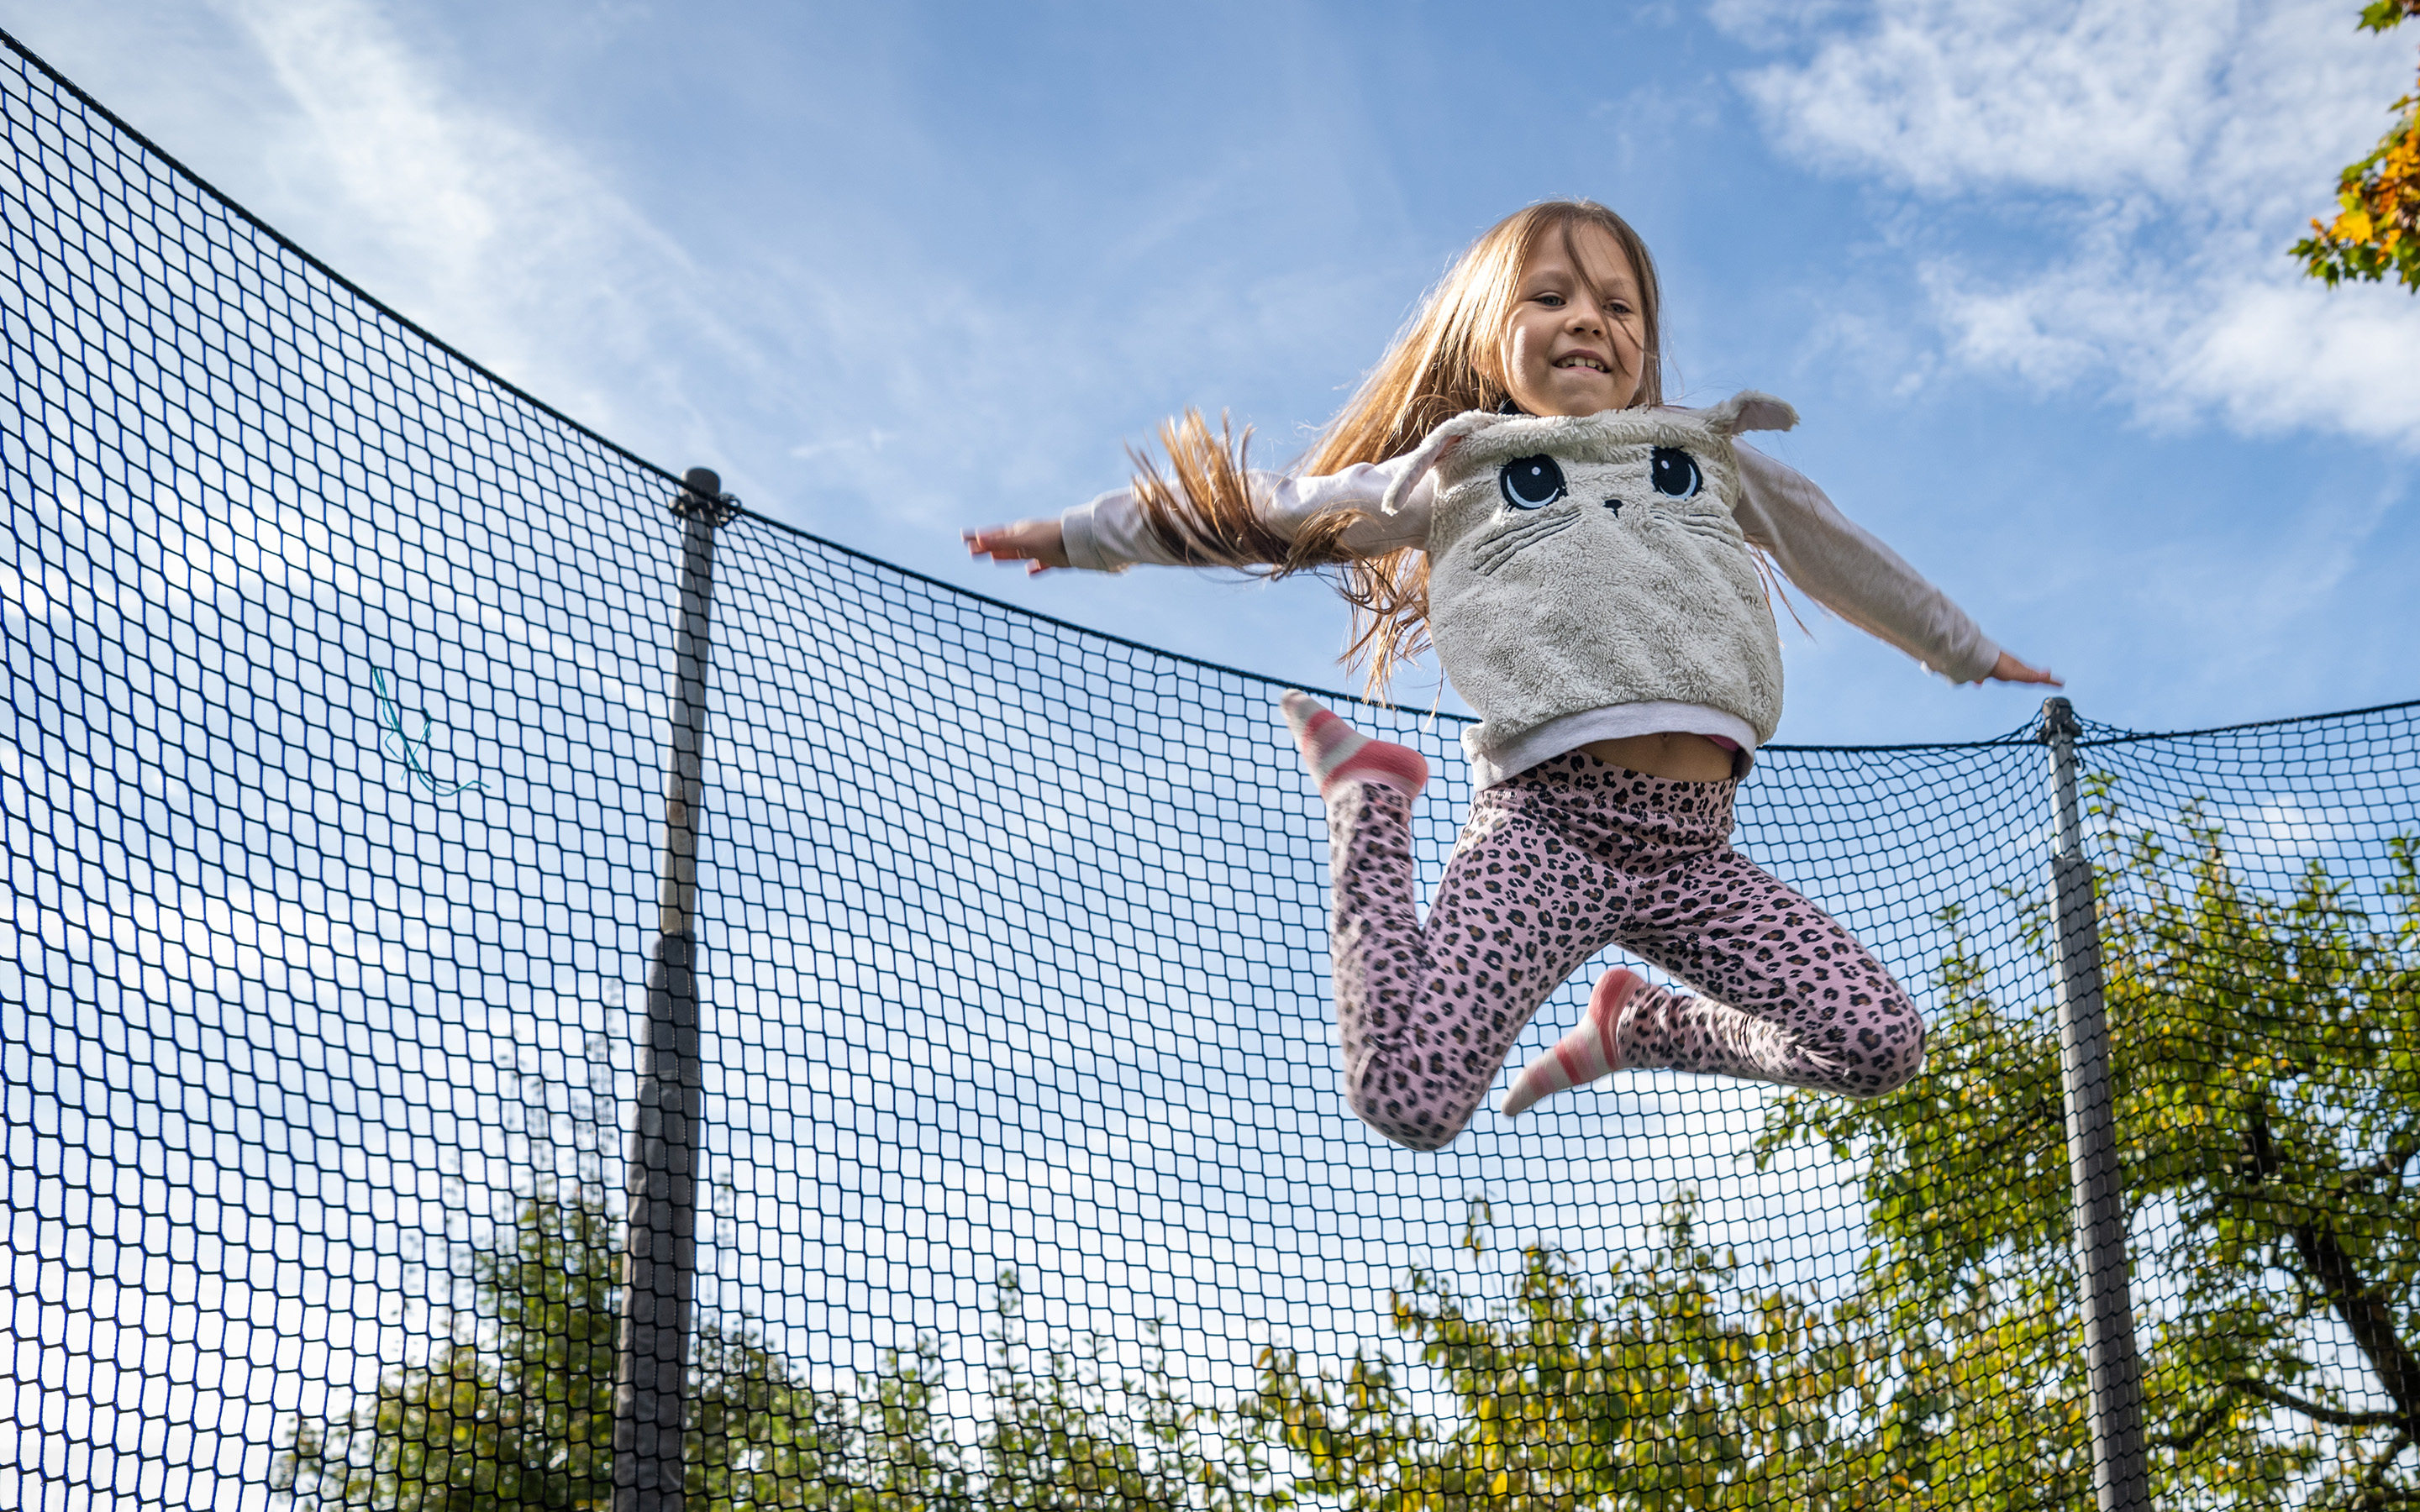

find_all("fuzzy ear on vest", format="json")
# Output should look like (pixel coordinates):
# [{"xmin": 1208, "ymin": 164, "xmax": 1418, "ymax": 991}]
[{"xmin": 1694, "ymin": 391, "xmax": 1798, "ymax": 438}]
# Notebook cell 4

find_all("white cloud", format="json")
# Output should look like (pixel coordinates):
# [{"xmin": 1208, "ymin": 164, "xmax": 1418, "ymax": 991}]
[{"xmin": 1728, "ymin": 0, "xmax": 2420, "ymax": 447}]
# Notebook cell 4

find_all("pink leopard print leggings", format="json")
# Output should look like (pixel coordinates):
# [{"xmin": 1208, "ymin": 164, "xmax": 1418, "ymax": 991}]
[{"xmin": 1327, "ymin": 752, "xmax": 1925, "ymax": 1150}]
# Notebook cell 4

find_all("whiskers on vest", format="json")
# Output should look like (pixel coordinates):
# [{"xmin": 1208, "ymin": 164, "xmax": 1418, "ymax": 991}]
[
  {"xmin": 1649, "ymin": 501, "xmax": 1738, "ymax": 549},
  {"xmin": 1469, "ymin": 507, "xmax": 1585, "ymax": 577}
]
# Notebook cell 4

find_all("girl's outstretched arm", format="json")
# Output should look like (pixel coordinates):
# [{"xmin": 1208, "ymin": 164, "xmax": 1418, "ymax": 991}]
[
  {"xmin": 1732, "ymin": 444, "xmax": 2060, "ymax": 687},
  {"xmin": 966, "ymin": 460, "xmax": 1434, "ymax": 576}
]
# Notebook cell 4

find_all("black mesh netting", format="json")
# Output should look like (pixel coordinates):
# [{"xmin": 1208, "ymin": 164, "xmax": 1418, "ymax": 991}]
[{"xmin": 4, "ymin": 31, "xmax": 2416, "ymax": 1512}]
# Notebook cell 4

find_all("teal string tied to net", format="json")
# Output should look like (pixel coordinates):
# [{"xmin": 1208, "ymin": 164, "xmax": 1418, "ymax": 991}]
[{"xmin": 372, "ymin": 667, "xmax": 489, "ymax": 799}]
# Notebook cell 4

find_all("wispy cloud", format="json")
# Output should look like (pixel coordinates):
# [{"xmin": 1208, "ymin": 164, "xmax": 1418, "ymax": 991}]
[
  {"xmin": 213, "ymin": 0, "xmax": 759, "ymax": 450},
  {"xmin": 1723, "ymin": 0, "xmax": 2420, "ymax": 447},
  {"xmin": 182, "ymin": 0, "xmax": 1402, "ymax": 528}
]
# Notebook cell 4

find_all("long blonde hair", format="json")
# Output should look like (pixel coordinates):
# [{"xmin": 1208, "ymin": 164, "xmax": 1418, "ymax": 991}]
[{"xmin": 1130, "ymin": 200, "xmax": 1666, "ymax": 697}]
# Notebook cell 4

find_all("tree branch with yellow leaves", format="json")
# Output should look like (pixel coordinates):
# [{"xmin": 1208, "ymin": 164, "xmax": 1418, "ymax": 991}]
[{"xmin": 2296, "ymin": 0, "xmax": 2420, "ymax": 291}]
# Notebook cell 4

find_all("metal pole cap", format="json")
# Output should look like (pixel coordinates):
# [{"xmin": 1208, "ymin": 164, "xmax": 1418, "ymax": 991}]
[
  {"xmin": 671, "ymin": 465, "xmax": 739, "ymax": 525},
  {"xmin": 2039, "ymin": 696, "xmax": 2081, "ymax": 743}
]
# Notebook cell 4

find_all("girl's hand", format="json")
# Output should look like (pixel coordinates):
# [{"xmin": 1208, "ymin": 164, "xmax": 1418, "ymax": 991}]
[
  {"xmin": 965, "ymin": 519, "xmax": 1070, "ymax": 574},
  {"xmin": 1981, "ymin": 649, "xmax": 2060, "ymax": 686}
]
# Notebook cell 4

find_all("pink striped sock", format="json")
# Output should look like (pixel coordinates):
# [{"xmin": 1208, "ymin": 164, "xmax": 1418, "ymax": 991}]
[
  {"xmin": 1279, "ymin": 691, "xmax": 1428, "ymax": 801},
  {"xmin": 1501, "ymin": 967, "xmax": 1645, "ymax": 1117}
]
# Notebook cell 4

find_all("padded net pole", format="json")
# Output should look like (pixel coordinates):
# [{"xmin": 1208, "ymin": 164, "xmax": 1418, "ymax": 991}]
[
  {"xmin": 613, "ymin": 469, "xmax": 731, "ymax": 1512},
  {"xmin": 2042, "ymin": 696, "xmax": 2150, "ymax": 1512}
]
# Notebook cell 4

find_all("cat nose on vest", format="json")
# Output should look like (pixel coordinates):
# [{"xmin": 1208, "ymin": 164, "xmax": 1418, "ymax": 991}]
[{"xmin": 1602, "ymin": 497, "xmax": 1623, "ymax": 515}]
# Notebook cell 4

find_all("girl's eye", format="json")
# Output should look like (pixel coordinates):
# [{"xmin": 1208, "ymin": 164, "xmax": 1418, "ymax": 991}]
[
  {"xmin": 1499, "ymin": 455, "xmax": 1567, "ymax": 510},
  {"xmin": 1650, "ymin": 447, "xmax": 1702, "ymax": 499}
]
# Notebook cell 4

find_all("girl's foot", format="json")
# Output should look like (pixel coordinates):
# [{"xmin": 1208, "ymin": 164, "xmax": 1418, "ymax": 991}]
[
  {"xmin": 1502, "ymin": 967, "xmax": 1645, "ymax": 1116},
  {"xmin": 1279, "ymin": 691, "xmax": 1428, "ymax": 800}
]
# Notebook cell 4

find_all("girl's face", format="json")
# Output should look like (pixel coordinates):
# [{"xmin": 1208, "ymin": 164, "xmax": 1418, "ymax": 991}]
[{"xmin": 1499, "ymin": 224, "xmax": 1647, "ymax": 417}]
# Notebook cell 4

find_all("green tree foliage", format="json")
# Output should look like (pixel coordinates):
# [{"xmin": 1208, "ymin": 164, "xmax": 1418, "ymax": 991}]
[
  {"xmin": 973, "ymin": 1271, "xmax": 1239, "ymax": 1511},
  {"xmin": 274, "ymin": 1194, "xmax": 1234, "ymax": 1510},
  {"xmin": 2296, "ymin": 1, "xmax": 2420, "ymax": 291},
  {"xmin": 275, "ymin": 1191, "xmax": 626, "ymax": 1510},
  {"xmin": 1232, "ymin": 1200, "xmax": 1903, "ymax": 1511},
  {"xmin": 1759, "ymin": 795, "xmax": 2420, "ymax": 1508}
]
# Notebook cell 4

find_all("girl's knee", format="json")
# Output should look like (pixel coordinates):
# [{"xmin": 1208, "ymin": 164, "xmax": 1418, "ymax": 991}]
[
  {"xmin": 1377, "ymin": 1115, "xmax": 1464, "ymax": 1153},
  {"xmin": 1850, "ymin": 987, "xmax": 1926, "ymax": 1096},
  {"xmin": 1343, "ymin": 1064, "xmax": 1473, "ymax": 1152}
]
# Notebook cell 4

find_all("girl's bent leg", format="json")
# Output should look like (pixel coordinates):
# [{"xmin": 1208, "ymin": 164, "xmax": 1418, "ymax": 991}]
[
  {"xmin": 1325, "ymin": 781, "xmax": 1607, "ymax": 1150},
  {"xmin": 1618, "ymin": 848, "xmax": 1925, "ymax": 1098}
]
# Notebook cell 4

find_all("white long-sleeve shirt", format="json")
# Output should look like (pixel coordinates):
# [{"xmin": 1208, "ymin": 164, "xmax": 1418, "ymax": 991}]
[{"xmin": 1060, "ymin": 428, "xmax": 1999, "ymax": 785}]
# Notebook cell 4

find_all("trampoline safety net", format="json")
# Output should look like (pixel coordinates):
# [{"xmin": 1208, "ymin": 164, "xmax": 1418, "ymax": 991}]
[{"xmin": 4, "ymin": 31, "xmax": 2417, "ymax": 1512}]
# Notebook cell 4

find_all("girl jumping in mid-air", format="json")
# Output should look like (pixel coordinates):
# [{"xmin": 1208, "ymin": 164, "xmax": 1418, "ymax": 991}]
[{"xmin": 968, "ymin": 201, "xmax": 2056, "ymax": 1152}]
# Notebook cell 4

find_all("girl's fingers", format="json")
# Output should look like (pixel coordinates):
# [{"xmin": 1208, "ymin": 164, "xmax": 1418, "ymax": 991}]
[
  {"xmin": 1983, "ymin": 650, "xmax": 2061, "ymax": 687},
  {"xmin": 966, "ymin": 519, "xmax": 1070, "ymax": 570}
]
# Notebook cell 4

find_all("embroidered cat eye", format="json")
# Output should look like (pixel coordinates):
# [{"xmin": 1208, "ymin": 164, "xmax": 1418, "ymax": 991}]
[
  {"xmin": 1651, "ymin": 447, "xmax": 1702, "ymax": 499},
  {"xmin": 1498, "ymin": 455, "xmax": 1567, "ymax": 510}
]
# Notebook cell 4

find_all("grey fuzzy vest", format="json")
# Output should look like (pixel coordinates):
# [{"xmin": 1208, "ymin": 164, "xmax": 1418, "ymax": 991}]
[{"xmin": 1381, "ymin": 394, "xmax": 1798, "ymax": 764}]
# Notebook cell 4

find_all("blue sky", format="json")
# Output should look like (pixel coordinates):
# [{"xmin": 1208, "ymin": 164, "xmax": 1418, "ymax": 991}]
[{"xmin": 7, "ymin": 0, "xmax": 2417, "ymax": 743}]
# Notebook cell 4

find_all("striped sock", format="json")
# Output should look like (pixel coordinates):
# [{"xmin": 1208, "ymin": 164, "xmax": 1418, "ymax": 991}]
[
  {"xmin": 1279, "ymin": 690, "xmax": 1428, "ymax": 800},
  {"xmin": 1501, "ymin": 967, "xmax": 1646, "ymax": 1117}
]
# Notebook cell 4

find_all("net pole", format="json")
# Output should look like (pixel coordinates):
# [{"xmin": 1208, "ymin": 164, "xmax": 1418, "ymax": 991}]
[
  {"xmin": 613, "ymin": 468, "xmax": 732, "ymax": 1512},
  {"xmin": 2040, "ymin": 696, "xmax": 2150, "ymax": 1512}
]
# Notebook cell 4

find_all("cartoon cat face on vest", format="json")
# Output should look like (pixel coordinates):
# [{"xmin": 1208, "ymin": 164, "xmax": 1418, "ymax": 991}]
[
  {"xmin": 1456, "ymin": 443, "xmax": 1734, "ymax": 575},
  {"xmin": 1393, "ymin": 392, "xmax": 1799, "ymax": 570},
  {"xmin": 1399, "ymin": 393, "xmax": 1802, "ymax": 753},
  {"xmin": 1376, "ymin": 391, "xmax": 1797, "ymax": 525}
]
